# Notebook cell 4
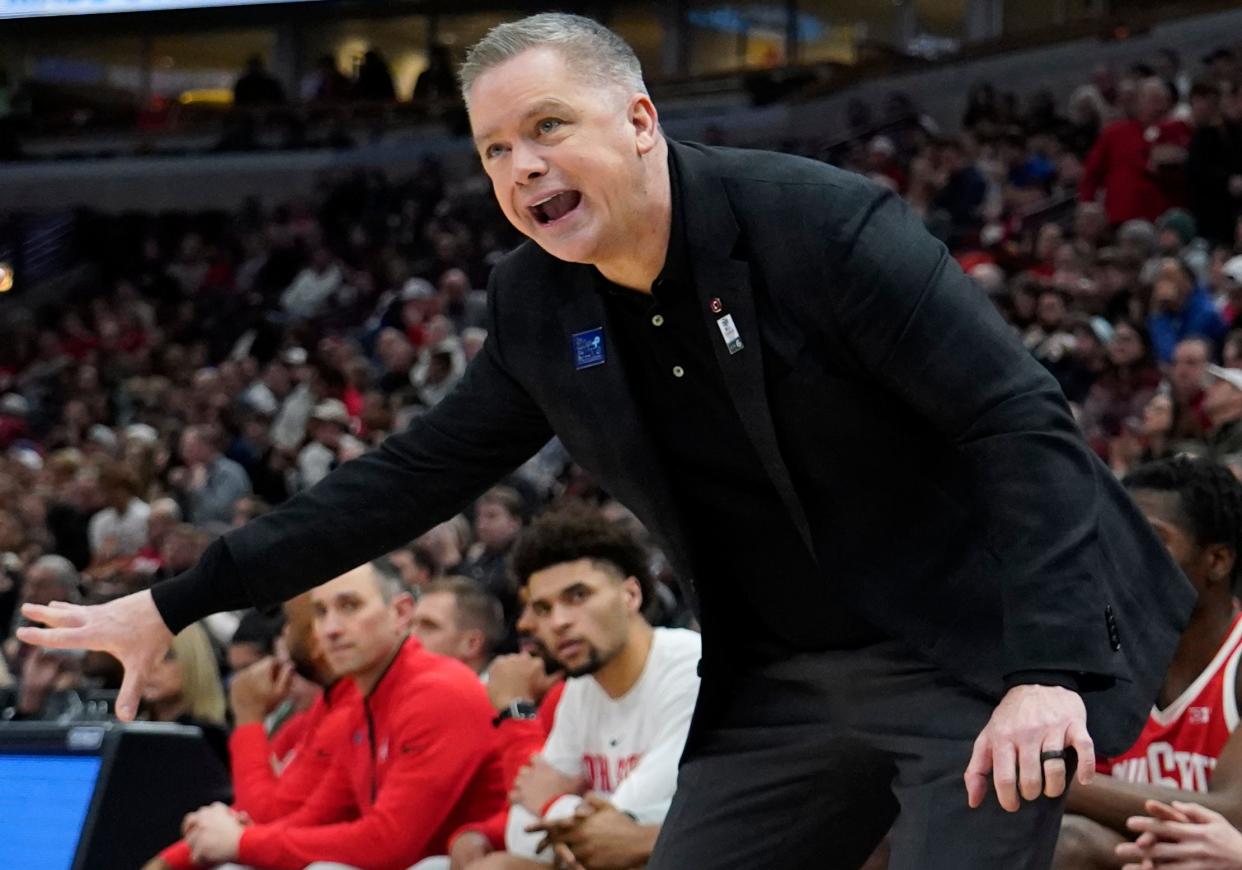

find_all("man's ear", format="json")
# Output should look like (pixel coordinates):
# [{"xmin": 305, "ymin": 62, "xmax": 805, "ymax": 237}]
[
  {"xmin": 462, "ymin": 628, "xmax": 485, "ymax": 660},
  {"xmin": 621, "ymin": 576, "xmax": 643, "ymax": 613},
  {"xmin": 629, "ymin": 94, "xmax": 661, "ymax": 156},
  {"xmin": 393, "ymin": 592, "xmax": 416, "ymax": 628},
  {"xmin": 1207, "ymin": 544, "xmax": 1236, "ymax": 590}
]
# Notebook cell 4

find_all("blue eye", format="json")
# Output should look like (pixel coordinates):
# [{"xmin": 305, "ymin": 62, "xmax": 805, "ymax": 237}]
[
  {"xmin": 485, "ymin": 143, "xmax": 508, "ymax": 159},
  {"xmin": 538, "ymin": 119, "xmax": 563, "ymax": 134}
]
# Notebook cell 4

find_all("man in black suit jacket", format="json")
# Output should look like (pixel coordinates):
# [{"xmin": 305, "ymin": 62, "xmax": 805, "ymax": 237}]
[{"xmin": 21, "ymin": 13, "xmax": 1195, "ymax": 869}]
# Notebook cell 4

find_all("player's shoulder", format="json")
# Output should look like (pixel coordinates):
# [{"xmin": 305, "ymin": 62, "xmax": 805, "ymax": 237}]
[{"xmin": 649, "ymin": 628, "xmax": 703, "ymax": 683}]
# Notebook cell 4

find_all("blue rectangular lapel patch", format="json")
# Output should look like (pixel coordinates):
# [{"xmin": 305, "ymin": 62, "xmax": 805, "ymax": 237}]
[{"xmin": 572, "ymin": 327, "xmax": 606, "ymax": 370}]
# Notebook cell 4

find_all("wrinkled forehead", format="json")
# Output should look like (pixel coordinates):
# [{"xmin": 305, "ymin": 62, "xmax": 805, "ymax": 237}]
[{"xmin": 311, "ymin": 566, "xmax": 380, "ymax": 606}]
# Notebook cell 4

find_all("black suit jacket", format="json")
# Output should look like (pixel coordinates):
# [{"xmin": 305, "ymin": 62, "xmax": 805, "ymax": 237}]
[{"xmin": 218, "ymin": 141, "xmax": 1195, "ymax": 756}]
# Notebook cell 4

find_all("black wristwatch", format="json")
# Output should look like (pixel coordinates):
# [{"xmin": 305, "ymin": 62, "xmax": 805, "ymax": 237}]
[{"xmin": 493, "ymin": 699, "xmax": 539, "ymax": 727}]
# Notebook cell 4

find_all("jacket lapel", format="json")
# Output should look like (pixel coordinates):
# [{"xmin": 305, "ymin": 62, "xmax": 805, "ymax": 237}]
[
  {"xmin": 673, "ymin": 141, "xmax": 818, "ymax": 560},
  {"xmin": 553, "ymin": 265, "xmax": 699, "ymax": 606}
]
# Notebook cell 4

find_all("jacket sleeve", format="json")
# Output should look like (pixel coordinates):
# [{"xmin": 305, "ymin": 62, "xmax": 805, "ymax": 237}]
[
  {"xmin": 827, "ymin": 186, "xmax": 1119, "ymax": 684},
  {"xmin": 237, "ymin": 689, "xmax": 496, "ymax": 870},
  {"xmin": 157, "ymin": 839, "xmax": 198, "ymax": 870},
  {"xmin": 151, "ymin": 268, "xmax": 555, "ymax": 631},
  {"xmin": 227, "ymin": 723, "xmax": 284, "ymax": 822}
]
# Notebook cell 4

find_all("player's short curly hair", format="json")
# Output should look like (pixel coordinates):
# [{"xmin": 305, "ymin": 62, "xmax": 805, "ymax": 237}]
[{"xmin": 509, "ymin": 501, "xmax": 653, "ymax": 607}]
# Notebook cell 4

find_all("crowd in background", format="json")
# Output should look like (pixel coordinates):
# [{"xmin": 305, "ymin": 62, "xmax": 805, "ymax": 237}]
[{"xmin": 1, "ymin": 33, "xmax": 1242, "ymax": 870}]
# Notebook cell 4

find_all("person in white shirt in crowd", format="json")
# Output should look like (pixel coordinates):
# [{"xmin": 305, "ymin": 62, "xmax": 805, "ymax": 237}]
[
  {"xmin": 280, "ymin": 246, "xmax": 346, "ymax": 319},
  {"xmin": 87, "ymin": 462, "xmax": 150, "ymax": 561},
  {"xmin": 411, "ymin": 576, "xmax": 506, "ymax": 678},
  {"xmin": 297, "ymin": 399, "xmax": 363, "ymax": 491},
  {"xmin": 450, "ymin": 503, "xmax": 700, "ymax": 869}
]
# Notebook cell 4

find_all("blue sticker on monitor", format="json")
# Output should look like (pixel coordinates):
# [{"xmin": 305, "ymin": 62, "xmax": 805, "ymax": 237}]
[{"xmin": 572, "ymin": 328, "xmax": 606, "ymax": 370}]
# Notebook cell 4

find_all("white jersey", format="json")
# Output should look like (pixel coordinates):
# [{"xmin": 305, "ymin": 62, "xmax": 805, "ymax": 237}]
[{"xmin": 506, "ymin": 627, "xmax": 702, "ymax": 860}]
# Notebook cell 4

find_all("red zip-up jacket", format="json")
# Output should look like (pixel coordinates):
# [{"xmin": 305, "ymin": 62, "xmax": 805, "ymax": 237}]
[
  {"xmin": 159, "ymin": 678, "xmax": 358, "ymax": 870},
  {"xmin": 236, "ymin": 637, "xmax": 506, "ymax": 870}
]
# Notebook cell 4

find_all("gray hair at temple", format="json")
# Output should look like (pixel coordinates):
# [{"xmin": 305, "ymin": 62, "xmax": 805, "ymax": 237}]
[{"xmin": 458, "ymin": 12, "xmax": 648, "ymax": 106}]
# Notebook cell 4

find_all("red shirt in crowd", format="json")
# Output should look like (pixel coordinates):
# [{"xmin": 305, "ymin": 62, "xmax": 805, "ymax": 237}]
[
  {"xmin": 1080, "ymin": 117, "xmax": 1191, "ymax": 224},
  {"xmin": 159, "ymin": 678, "xmax": 358, "ymax": 869},
  {"xmin": 235, "ymin": 637, "xmax": 506, "ymax": 870}
]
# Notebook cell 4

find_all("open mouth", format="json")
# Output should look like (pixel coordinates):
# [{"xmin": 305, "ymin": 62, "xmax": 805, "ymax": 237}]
[{"xmin": 529, "ymin": 190, "xmax": 582, "ymax": 226}]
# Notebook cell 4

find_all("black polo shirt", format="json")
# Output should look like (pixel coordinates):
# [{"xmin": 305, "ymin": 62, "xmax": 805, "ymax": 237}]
[{"xmin": 596, "ymin": 151, "xmax": 883, "ymax": 660}]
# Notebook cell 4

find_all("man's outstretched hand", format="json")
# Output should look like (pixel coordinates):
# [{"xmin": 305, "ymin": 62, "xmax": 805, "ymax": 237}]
[
  {"xmin": 964, "ymin": 683, "xmax": 1095, "ymax": 812},
  {"xmin": 17, "ymin": 590, "xmax": 173, "ymax": 721}
]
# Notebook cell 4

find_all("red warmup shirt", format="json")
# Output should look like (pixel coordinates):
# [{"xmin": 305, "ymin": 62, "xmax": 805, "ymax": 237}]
[
  {"xmin": 236, "ymin": 637, "xmax": 506, "ymax": 870},
  {"xmin": 1098, "ymin": 614, "xmax": 1242, "ymax": 792},
  {"xmin": 452, "ymin": 681, "xmax": 566, "ymax": 851},
  {"xmin": 1080, "ymin": 117, "xmax": 1190, "ymax": 224},
  {"xmin": 159, "ymin": 678, "xmax": 358, "ymax": 869}
]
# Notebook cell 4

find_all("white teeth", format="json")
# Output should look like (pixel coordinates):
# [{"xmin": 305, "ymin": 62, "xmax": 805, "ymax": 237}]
[{"xmin": 532, "ymin": 192, "xmax": 564, "ymax": 207}]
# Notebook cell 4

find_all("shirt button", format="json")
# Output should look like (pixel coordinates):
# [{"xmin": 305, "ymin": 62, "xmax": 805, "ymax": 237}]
[
  {"xmin": 672, "ymin": 366, "xmax": 685, "ymax": 378},
  {"xmin": 651, "ymin": 314, "xmax": 664, "ymax": 327}
]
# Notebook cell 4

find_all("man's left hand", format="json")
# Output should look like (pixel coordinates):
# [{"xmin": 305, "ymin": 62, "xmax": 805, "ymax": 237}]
[
  {"xmin": 964, "ymin": 684, "xmax": 1094, "ymax": 812},
  {"xmin": 528, "ymin": 794, "xmax": 657, "ymax": 870},
  {"xmin": 511, "ymin": 755, "xmax": 588, "ymax": 817},
  {"xmin": 184, "ymin": 802, "xmax": 245, "ymax": 865}
]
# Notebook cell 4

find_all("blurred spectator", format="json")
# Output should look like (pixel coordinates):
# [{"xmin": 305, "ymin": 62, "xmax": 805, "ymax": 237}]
[
  {"xmin": 411, "ymin": 336, "xmax": 466, "ymax": 407},
  {"xmin": 932, "ymin": 138, "xmax": 988, "ymax": 233},
  {"xmin": 1203, "ymin": 365, "xmax": 1242, "ymax": 458},
  {"xmin": 355, "ymin": 49, "xmax": 397, "ymax": 102},
  {"xmin": 140, "ymin": 623, "xmax": 229, "ymax": 763},
  {"xmin": 1024, "ymin": 289, "xmax": 1078, "ymax": 393},
  {"xmin": 129, "ymin": 497, "xmax": 181, "ymax": 577},
  {"xmin": 387, "ymin": 542, "xmax": 439, "ymax": 592},
  {"xmin": 296, "ymin": 398, "xmax": 364, "ymax": 490},
  {"xmin": 226, "ymin": 608, "xmax": 282, "ymax": 673},
  {"xmin": 1186, "ymin": 80, "xmax": 1242, "ymax": 246},
  {"xmin": 231, "ymin": 494, "xmax": 271, "ymax": 528},
  {"xmin": 1081, "ymin": 77, "xmax": 1191, "ymax": 224},
  {"xmin": 1168, "ymin": 337, "xmax": 1213, "ymax": 442},
  {"xmin": 410, "ymin": 576, "xmax": 505, "ymax": 676},
  {"xmin": 234, "ymin": 55, "xmax": 287, "ymax": 107},
  {"xmin": 280, "ymin": 246, "xmax": 345, "ymax": 320},
  {"xmin": 87, "ymin": 462, "xmax": 150, "ymax": 563},
  {"xmin": 0, "ymin": 393, "xmax": 29, "ymax": 449},
  {"xmin": 1080, "ymin": 318, "xmax": 1162, "ymax": 456},
  {"xmin": 1155, "ymin": 208, "xmax": 1211, "ymax": 284},
  {"xmin": 174, "ymin": 425, "xmax": 252, "ymax": 526},
  {"xmin": 1148, "ymin": 257, "xmax": 1227, "ymax": 364},
  {"xmin": 461, "ymin": 486, "xmax": 525, "ymax": 634},
  {"xmin": 414, "ymin": 43, "xmax": 458, "ymax": 106},
  {"xmin": 307, "ymin": 54, "xmax": 350, "ymax": 103}
]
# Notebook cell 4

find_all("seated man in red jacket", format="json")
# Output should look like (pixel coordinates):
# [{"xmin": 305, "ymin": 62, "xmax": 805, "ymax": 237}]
[
  {"xmin": 145, "ymin": 590, "xmax": 357, "ymax": 870},
  {"xmin": 182, "ymin": 558, "xmax": 506, "ymax": 870}
]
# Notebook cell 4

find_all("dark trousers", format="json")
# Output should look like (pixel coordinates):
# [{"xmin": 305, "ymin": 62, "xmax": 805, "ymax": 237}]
[{"xmin": 646, "ymin": 640, "xmax": 1068, "ymax": 869}]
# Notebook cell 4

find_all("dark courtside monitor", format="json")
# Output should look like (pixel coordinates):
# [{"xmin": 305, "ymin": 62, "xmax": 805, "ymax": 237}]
[{"xmin": 0, "ymin": 721, "xmax": 231, "ymax": 870}]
